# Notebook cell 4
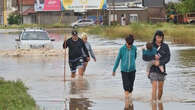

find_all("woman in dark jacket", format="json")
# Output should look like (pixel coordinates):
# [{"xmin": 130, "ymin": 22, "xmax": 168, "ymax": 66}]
[{"xmin": 143, "ymin": 30, "xmax": 170, "ymax": 102}]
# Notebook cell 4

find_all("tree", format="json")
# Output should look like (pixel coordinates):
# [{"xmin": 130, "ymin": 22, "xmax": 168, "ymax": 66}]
[
  {"xmin": 8, "ymin": 13, "xmax": 22, "ymax": 25},
  {"xmin": 175, "ymin": 0, "xmax": 195, "ymax": 15}
]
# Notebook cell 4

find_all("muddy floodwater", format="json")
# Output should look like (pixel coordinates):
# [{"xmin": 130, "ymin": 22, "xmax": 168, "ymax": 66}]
[{"xmin": 0, "ymin": 32, "xmax": 195, "ymax": 110}]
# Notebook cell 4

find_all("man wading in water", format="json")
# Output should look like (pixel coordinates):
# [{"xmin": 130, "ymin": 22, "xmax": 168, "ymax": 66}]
[{"xmin": 63, "ymin": 30, "xmax": 90, "ymax": 78}]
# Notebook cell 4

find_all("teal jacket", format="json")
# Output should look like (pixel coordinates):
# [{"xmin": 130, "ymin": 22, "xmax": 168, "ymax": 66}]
[
  {"xmin": 113, "ymin": 45, "xmax": 137, "ymax": 72},
  {"xmin": 142, "ymin": 47, "xmax": 157, "ymax": 57}
]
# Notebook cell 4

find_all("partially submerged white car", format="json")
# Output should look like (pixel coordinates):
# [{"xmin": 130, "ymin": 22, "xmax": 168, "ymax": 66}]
[{"xmin": 15, "ymin": 29, "xmax": 55, "ymax": 49}]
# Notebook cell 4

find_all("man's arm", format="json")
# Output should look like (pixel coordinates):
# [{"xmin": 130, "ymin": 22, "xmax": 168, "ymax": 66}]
[
  {"xmin": 63, "ymin": 40, "xmax": 68, "ymax": 49},
  {"xmin": 113, "ymin": 48, "xmax": 122, "ymax": 73}
]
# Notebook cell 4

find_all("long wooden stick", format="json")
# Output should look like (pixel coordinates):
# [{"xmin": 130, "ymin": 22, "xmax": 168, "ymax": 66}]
[{"xmin": 64, "ymin": 34, "xmax": 67, "ymax": 82}]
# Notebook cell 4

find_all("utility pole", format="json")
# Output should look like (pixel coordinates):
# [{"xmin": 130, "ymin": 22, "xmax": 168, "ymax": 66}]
[
  {"xmin": 3, "ymin": 0, "xmax": 8, "ymax": 25},
  {"xmin": 112, "ymin": 0, "xmax": 116, "ymax": 23},
  {"xmin": 21, "ymin": 0, "xmax": 23, "ymax": 24}
]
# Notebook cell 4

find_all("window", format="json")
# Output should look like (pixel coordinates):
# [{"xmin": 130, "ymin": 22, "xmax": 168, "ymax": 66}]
[
  {"xmin": 129, "ymin": 14, "xmax": 138, "ymax": 23},
  {"xmin": 109, "ymin": 14, "xmax": 118, "ymax": 22},
  {"xmin": 22, "ymin": 32, "xmax": 49, "ymax": 40}
]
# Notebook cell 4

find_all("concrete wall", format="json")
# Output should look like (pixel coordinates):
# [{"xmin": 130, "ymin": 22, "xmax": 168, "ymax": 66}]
[
  {"xmin": 36, "ymin": 11, "xmax": 77, "ymax": 25},
  {"xmin": 86, "ymin": 9, "xmax": 148, "ymax": 25},
  {"xmin": 0, "ymin": 15, "xmax": 3, "ymax": 24},
  {"xmin": 0, "ymin": 0, "xmax": 3, "ymax": 25},
  {"xmin": 23, "ymin": 15, "xmax": 33, "ymax": 24},
  {"xmin": 146, "ymin": 7, "xmax": 166, "ymax": 23},
  {"xmin": 113, "ymin": 9, "xmax": 148, "ymax": 24}
]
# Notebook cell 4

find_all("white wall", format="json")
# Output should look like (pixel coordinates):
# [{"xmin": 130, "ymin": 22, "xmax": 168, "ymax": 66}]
[{"xmin": 165, "ymin": 0, "xmax": 179, "ymax": 3}]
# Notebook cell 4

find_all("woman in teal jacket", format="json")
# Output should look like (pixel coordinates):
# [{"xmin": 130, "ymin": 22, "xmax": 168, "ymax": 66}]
[{"xmin": 112, "ymin": 34, "xmax": 137, "ymax": 108}]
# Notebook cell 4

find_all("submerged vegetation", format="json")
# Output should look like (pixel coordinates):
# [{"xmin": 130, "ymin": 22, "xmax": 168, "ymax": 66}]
[
  {"xmin": 80, "ymin": 23, "xmax": 195, "ymax": 45},
  {"xmin": 0, "ymin": 78, "xmax": 36, "ymax": 110}
]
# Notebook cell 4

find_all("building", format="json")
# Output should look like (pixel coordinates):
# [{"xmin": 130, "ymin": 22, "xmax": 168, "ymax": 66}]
[
  {"xmin": 11, "ymin": 0, "xmax": 167, "ymax": 25},
  {"xmin": 12, "ymin": 0, "xmax": 76, "ymax": 25},
  {"xmin": 104, "ymin": 0, "xmax": 167, "ymax": 25},
  {"xmin": 14, "ymin": 0, "xmax": 36, "ymax": 24},
  {"xmin": 0, "ymin": 0, "xmax": 3, "ymax": 24}
]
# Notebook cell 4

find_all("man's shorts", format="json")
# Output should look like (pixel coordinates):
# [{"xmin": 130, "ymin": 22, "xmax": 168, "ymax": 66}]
[
  {"xmin": 83, "ymin": 57, "xmax": 88, "ymax": 62},
  {"xmin": 69, "ymin": 57, "xmax": 84, "ymax": 73}
]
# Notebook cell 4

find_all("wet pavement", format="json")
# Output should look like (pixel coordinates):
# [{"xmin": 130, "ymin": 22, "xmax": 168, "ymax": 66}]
[{"xmin": 0, "ymin": 33, "xmax": 195, "ymax": 110}]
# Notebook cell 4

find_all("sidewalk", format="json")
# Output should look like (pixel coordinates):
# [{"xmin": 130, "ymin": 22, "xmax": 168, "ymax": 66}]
[{"xmin": 0, "ymin": 29, "xmax": 22, "ymax": 34}]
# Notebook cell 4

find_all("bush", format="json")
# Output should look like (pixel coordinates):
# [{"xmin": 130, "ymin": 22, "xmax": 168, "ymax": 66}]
[
  {"xmin": 0, "ymin": 79, "xmax": 36, "ymax": 110},
  {"xmin": 8, "ymin": 13, "xmax": 22, "ymax": 25}
]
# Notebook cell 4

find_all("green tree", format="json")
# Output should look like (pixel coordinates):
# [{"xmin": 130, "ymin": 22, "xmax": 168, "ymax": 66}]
[
  {"xmin": 175, "ymin": 0, "xmax": 195, "ymax": 15},
  {"xmin": 8, "ymin": 13, "xmax": 22, "ymax": 25}
]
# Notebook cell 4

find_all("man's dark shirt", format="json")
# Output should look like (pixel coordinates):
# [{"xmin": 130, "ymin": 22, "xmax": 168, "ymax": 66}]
[{"xmin": 63, "ymin": 37, "xmax": 89, "ymax": 60}]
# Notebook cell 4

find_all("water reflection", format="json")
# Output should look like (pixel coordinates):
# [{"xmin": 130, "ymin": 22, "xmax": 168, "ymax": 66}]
[
  {"xmin": 69, "ymin": 78, "xmax": 89, "ymax": 94},
  {"xmin": 151, "ymin": 103, "xmax": 163, "ymax": 110},
  {"xmin": 178, "ymin": 49, "xmax": 195, "ymax": 67},
  {"xmin": 69, "ymin": 98, "xmax": 92, "ymax": 110},
  {"xmin": 124, "ymin": 100, "xmax": 134, "ymax": 110}
]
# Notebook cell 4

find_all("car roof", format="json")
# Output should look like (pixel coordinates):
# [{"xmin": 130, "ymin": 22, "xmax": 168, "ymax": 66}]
[
  {"xmin": 78, "ymin": 19, "xmax": 93, "ymax": 21},
  {"xmin": 22, "ymin": 28, "xmax": 47, "ymax": 32}
]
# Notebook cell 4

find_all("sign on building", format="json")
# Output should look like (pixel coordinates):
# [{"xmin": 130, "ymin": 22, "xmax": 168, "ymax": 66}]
[
  {"xmin": 35, "ymin": 0, "xmax": 107, "ymax": 12},
  {"xmin": 61, "ymin": 0, "xmax": 107, "ymax": 11},
  {"xmin": 35, "ymin": 0, "xmax": 61, "ymax": 11}
]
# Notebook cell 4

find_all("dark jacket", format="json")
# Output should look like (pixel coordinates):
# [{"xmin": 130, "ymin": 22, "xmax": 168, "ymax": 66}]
[
  {"xmin": 63, "ymin": 37, "xmax": 89, "ymax": 60},
  {"xmin": 143, "ymin": 31, "xmax": 171, "ymax": 73}
]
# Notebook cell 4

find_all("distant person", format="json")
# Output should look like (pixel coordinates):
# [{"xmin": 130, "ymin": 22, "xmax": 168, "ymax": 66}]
[
  {"xmin": 112, "ymin": 34, "xmax": 137, "ymax": 108},
  {"xmin": 142, "ymin": 42, "xmax": 165, "ymax": 77},
  {"xmin": 63, "ymin": 30, "xmax": 90, "ymax": 78},
  {"xmin": 121, "ymin": 14, "xmax": 126, "ymax": 26},
  {"xmin": 143, "ymin": 30, "xmax": 170, "ymax": 103},
  {"xmin": 81, "ymin": 33, "xmax": 96, "ymax": 74}
]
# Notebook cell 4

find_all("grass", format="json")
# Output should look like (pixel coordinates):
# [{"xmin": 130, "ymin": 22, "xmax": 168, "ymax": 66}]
[
  {"xmin": 0, "ymin": 78, "xmax": 36, "ymax": 110},
  {"xmin": 79, "ymin": 23, "xmax": 195, "ymax": 45}
]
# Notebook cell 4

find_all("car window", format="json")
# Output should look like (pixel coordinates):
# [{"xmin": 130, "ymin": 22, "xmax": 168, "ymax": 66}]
[
  {"xmin": 22, "ymin": 32, "xmax": 50, "ymax": 40},
  {"xmin": 79, "ymin": 20, "xmax": 83, "ymax": 23},
  {"xmin": 85, "ymin": 20, "xmax": 92, "ymax": 22}
]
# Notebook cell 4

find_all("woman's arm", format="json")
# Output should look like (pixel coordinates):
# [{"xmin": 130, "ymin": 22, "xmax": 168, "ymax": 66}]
[
  {"xmin": 159, "ymin": 44, "xmax": 171, "ymax": 65},
  {"xmin": 88, "ymin": 43, "xmax": 96, "ymax": 61},
  {"xmin": 82, "ymin": 41, "xmax": 90, "ymax": 58}
]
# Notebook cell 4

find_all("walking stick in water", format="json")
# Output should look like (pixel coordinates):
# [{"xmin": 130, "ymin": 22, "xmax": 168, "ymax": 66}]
[{"xmin": 64, "ymin": 35, "xmax": 67, "ymax": 82}]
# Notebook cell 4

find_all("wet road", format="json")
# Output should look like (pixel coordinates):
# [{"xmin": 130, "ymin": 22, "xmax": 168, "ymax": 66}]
[{"xmin": 0, "ymin": 33, "xmax": 195, "ymax": 110}]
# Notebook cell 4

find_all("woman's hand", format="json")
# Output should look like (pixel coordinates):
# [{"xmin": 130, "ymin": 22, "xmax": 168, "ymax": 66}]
[
  {"xmin": 154, "ymin": 60, "xmax": 160, "ymax": 66},
  {"xmin": 87, "ymin": 57, "xmax": 90, "ymax": 62},
  {"xmin": 155, "ymin": 55, "xmax": 160, "ymax": 60}
]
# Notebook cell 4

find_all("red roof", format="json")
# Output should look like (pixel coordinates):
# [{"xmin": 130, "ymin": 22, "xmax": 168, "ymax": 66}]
[
  {"xmin": 23, "ymin": 7, "xmax": 35, "ymax": 15},
  {"xmin": 18, "ymin": 0, "xmax": 35, "ymax": 6}
]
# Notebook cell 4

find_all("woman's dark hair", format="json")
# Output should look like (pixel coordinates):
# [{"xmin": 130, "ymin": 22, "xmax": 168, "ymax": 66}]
[
  {"xmin": 125, "ymin": 34, "xmax": 134, "ymax": 45},
  {"xmin": 152, "ymin": 30, "xmax": 164, "ymax": 44}
]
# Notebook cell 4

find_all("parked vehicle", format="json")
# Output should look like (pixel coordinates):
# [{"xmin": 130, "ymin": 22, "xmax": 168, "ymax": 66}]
[
  {"xmin": 184, "ymin": 13, "xmax": 195, "ymax": 24},
  {"xmin": 15, "ymin": 29, "xmax": 55, "ymax": 49},
  {"xmin": 71, "ymin": 19, "xmax": 95, "ymax": 28}
]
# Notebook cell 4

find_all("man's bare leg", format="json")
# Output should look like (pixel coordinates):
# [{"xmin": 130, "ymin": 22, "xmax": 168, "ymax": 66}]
[
  {"xmin": 83, "ymin": 62, "xmax": 88, "ymax": 74},
  {"xmin": 71, "ymin": 72, "xmax": 76, "ymax": 78},
  {"xmin": 78, "ymin": 67, "xmax": 84, "ymax": 77},
  {"xmin": 124, "ymin": 91, "xmax": 130, "ymax": 109}
]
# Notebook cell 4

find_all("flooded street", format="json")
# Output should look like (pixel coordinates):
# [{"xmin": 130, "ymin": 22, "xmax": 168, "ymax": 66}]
[{"xmin": 0, "ymin": 32, "xmax": 195, "ymax": 110}]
